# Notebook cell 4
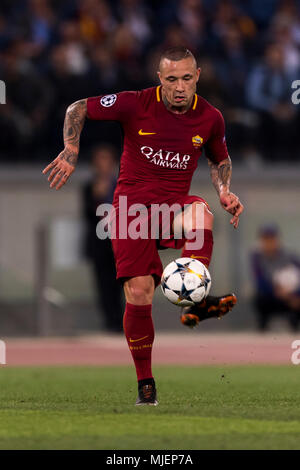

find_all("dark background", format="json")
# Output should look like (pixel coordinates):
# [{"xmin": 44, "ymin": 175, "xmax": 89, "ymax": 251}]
[{"xmin": 1, "ymin": 0, "xmax": 300, "ymax": 164}]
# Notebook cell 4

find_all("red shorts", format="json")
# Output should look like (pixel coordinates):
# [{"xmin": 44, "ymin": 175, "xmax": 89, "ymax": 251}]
[{"xmin": 111, "ymin": 195, "xmax": 210, "ymax": 286}]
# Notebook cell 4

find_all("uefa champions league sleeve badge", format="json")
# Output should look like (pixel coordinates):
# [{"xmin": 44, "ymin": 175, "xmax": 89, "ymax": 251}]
[{"xmin": 100, "ymin": 94, "xmax": 117, "ymax": 107}]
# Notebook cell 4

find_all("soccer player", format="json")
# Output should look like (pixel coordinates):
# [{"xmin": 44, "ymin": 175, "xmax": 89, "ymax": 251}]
[{"xmin": 43, "ymin": 47, "xmax": 244, "ymax": 406}]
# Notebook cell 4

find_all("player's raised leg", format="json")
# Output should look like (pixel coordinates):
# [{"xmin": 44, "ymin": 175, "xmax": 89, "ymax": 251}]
[
  {"xmin": 179, "ymin": 200, "xmax": 214, "ymax": 266},
  {"xmin": 123, "ymin": 275, "xmax": 158, "ymax": 405},
  {"xmin": 177, "ymin": 201, "xmax": 237, "ymax": 328}
]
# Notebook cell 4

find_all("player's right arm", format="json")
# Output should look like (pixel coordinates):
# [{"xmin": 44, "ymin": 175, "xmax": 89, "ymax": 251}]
[
  {"xmin": 43, "ymin": 91, "xmax": 137, "ymax": 190},
  {"xmin": 42, "ymin": 99, "xmax": 87, "ymax": 190}
]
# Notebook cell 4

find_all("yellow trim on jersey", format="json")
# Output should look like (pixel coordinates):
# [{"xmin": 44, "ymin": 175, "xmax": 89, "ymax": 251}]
[
  {"xmin": 192, "ymin": 94, "xmax": 198, "ymax": 110},
  {"xmin": 156, "ymin": 85, "xmax": 161, "ymax": 102}
]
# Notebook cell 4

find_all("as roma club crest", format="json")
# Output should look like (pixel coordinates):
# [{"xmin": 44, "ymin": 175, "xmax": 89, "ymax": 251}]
[{"xmin": 192, "ymin": 135, "xmax": 203, "ymax": 149}]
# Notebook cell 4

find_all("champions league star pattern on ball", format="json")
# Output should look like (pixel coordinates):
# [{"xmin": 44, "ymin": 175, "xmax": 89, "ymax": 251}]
[{"xmin": 161, "ymin": 257, "xmax": 211, "ymax": 307}]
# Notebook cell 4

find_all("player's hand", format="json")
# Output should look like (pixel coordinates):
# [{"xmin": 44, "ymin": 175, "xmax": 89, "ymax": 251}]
[
  {"xmin": 42, "ymin": 147, "xmax": 78, "ymax": 190},
  {"xmin": 219, "ymin": 190, "xmax": 244, "ymax": 229}
]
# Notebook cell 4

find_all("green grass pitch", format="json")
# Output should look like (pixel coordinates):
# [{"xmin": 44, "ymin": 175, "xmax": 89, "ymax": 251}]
[{"xmin": 0, "ymin": 365, "xmax": 300, "ymax": 450}]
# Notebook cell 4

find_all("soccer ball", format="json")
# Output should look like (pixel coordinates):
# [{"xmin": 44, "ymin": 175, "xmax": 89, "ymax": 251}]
[{"xmin": 161, "ymin": 257, "xmax": 211, "ymax": 307}]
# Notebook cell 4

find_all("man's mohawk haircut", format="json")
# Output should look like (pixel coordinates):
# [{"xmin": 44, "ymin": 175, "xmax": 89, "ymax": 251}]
[{"xmin": 160, "ymin": 46, "xmax": 195, "ymax": 62}]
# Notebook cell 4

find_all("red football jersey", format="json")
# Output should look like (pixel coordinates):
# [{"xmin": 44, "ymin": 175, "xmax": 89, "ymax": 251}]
[{"xmin": 87, "ymin": 86, "xmax": 228, "ymax": 207}]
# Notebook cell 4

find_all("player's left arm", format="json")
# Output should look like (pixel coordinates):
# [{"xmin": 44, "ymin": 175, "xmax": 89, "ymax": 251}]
[
  {"xmin": 205, "ymin": 110, "xmax": 244, "ymax": 228},
  {"xmin": 207, "ymin": 156, "xmax": 244, "ymax": 228}
]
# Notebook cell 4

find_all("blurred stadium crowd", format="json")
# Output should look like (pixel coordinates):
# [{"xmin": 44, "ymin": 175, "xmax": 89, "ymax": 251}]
[{"xmin": 0, "ymin": 0, "xmax": 300, "ymax": 163}]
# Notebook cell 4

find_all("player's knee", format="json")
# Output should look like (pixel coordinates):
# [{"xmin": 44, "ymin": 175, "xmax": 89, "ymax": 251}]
[
  {"xmin": 203, "ymin": 205, "xmax": 214, "ymax": 230},
  {"xmin": 124, "ymin": 276, "xmax": 154, "ymax": 305},
  {"xmin": 127, "ymin": 285, "xmax": 153, "ymax": 305},
  {"xmin": 189, "ymin": 202, "xmax": 214, "ymax": 231}
]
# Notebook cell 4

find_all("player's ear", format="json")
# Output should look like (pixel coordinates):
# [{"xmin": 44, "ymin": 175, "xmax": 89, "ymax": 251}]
[
  {"xmin": 157, "ymin": 71, "xmax": 162, "ymax": 84},
  {"xmin": 196, "ymin": 68, "xmax": 201, "ymax": 82}
]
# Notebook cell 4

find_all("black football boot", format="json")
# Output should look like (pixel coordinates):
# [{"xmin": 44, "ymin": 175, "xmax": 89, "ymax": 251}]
[
  {"xmin": 180, "ymin": 293, "xmax": 237, "ymax": 328},
  {"xmin": 135, "ymin": 379, "xmax": 158, "ymax": 406}
]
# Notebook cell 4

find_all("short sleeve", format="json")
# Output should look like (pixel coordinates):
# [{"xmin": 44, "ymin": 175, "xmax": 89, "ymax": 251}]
[
  {"xmin": 87, "ymin": 91, "xmax": 138, "ymax": 122},
  {"xmin": 204, "ymin": 109, "xmax": 229, "ymax": 163}
]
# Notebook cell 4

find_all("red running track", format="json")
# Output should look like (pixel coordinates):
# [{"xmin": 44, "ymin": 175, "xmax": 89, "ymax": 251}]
[{"xmin": 2, "ymin": 333, "xmax": 298, "ymax": 366}]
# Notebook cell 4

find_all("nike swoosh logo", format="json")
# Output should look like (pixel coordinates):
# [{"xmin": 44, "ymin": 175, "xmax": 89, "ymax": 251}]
[
  {"xmin": 129, "ymin": 335, "xmax": 149, "ymax": 343},
  {"xmin": 138, "ymin": 129, "xmax": 156, "ymax": 135}
]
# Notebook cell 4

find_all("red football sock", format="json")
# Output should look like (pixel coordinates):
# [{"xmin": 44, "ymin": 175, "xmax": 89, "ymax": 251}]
[
  {"xmin": 181, "ymin": 228, "xmax": 213, "ymax": 267},
  {"xmin": 123, "ymin": 303, "xmax": 154, "ymax": 382}
]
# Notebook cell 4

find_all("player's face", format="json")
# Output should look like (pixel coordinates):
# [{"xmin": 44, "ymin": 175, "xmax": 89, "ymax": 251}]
[{"xmin": 158, "ymin": 57, "xmax": 200, "ymax": 113}]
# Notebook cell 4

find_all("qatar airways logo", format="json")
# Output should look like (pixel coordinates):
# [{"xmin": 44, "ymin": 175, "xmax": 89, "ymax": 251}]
[{"xmin": 140, "ymin": 146, "xmax": 191, "ymax": 170}]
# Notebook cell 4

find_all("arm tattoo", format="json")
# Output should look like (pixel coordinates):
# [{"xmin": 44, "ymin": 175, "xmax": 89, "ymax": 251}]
[
  {"xmin": 62, "ymin": 99, "xmax": 87, "ymax": 166},
  {"xmin": 59, "ymin": 147, "xmax": 79, "ymax": 167},
  {"xmin": 207, "ymin": 156, "xmax": 232, "ymax": 195}
]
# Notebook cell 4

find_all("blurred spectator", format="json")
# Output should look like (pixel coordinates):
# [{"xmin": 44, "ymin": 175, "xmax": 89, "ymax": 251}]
[
  {"xmin": 175, "ymin": 0, "xmax": 206, "ymax": 51},
  {"xmin": 58, "ymin": 20, "xmax": 89, "ymax": 75},
  {"xmin": 88, "ymin": 44, "xmax": 124, "ymax": 94},
  {"xmin": 250, "ymin": 224, "xmax": 300, "ymax": 331},
  {"xmin": 269, "ymin": 13, "xmax": 300, "ymax": 74},
  {"xmin": 246, "ymin": 42, "xmax": 299, "ymax": 161},
  {"xmin": 161, "ymin": 24, "xmax": 194, "ymax": 52},
  {"xmin": 241, "ymin": 0, "xmax": 280, "ymax": 30},
  {"xmin": 211, "ymin": 0, "xmax": 239, "ymax": 41},
  {"xmin": 0, "ymin": 14, "xmax": 11, "ymax": 49},
  {"xmin": 195, "ymin": 55, "xmax": 258, "ymax": 161},
  {"xmin": 82, "ymin": 145, "xmax": 124, "ymax": 333},
  {"xmin": 0, "ymin": 39, "xmax": 53, "ymax": 160},
  {"xmin": 21, "ymin": 0, "xmax": 56, "ymax": 62},
  {"xmin": 214, "ymin": 24, "xmax": 249, "ymax": 107},
  {"xmin": 46, "ymin": 44, "xmax": 90, "ymax": 157},
  {"xmin": 110, "ymin": 23, "xmax": 144, "ymax": 88},
  {"xmin": 78, "ymin": 0, "xmax": 117, "ymax": 46},
  {"xmin": 195, "ymin": 56, "xmax": 228, "ymax": 109},
  {"xmin": 116, "ymin": 0, "xmax": 152, "ymax": 49}
]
